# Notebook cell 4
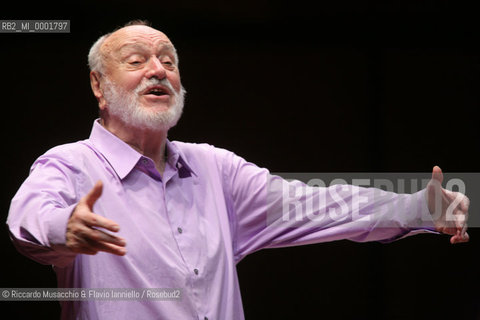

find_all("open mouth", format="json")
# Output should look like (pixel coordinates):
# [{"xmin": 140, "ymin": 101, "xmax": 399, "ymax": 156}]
[{"xmin": 144, "ymin": 86, "xmax": 170, "ymax": 97}]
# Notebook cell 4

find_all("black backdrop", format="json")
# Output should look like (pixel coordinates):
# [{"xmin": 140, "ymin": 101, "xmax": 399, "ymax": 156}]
[{"xmin": 2, "ymin": 1, "xmax": 480, "ymax": 319}]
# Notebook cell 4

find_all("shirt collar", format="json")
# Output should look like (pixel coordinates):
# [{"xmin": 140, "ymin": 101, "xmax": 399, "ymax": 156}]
[
  {"xmin": 165, "ymin": 139, "xmax": 197, "ymax": 178},
  {"xmin": 88, "ymin": 119, "xmax": 196, "ymax": 180}
]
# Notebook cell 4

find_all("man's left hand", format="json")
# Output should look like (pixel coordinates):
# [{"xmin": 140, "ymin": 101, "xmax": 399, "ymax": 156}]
[{"xmin": 427, "ymin": 166, "xmax": 470, "ymax": 244}]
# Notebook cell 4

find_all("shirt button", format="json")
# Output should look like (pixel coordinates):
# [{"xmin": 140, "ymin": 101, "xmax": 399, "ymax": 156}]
[
  {"xmin": 204, "ymin": 317, "xmax": 209, "ymax": 320},
  {"xmin": 142, "ymin": 158, "xmax": 148, "ymax": 165},
  {"xmin": 177, "ymin": 227, "xmax": 183, "ymax": 234},
  {"xmin": 194, "ymin": 268, "xmax": 199, "ymax": 275}
]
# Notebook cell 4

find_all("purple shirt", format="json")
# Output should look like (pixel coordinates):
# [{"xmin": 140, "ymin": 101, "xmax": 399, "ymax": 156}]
[{"xmin": 7, "ymin": 120, "xmax": 435, "ymax": 319}]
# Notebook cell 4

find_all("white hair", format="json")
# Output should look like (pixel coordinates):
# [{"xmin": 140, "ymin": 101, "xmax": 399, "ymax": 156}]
[
  {"xmin": 88, "ymin": 33, "xmax": 111, "ymax": 74},
  {"xmin": 87, "ymin": 27, "xmax": 180, "ymax": 75}
]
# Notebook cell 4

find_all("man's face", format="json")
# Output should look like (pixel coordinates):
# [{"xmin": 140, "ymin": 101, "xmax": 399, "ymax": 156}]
[{"xmin": 99, "ymin": 25, "xmax": 184, "ymax": 129}]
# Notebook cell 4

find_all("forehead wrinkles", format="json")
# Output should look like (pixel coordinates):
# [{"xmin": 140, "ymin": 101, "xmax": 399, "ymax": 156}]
[
  {"xmin": 102, "ymin": 28, "xmax": 173, "ymax": 60},
  {"xmin": 118, "ymin": 39, "xmax": 174, "ymax": 55}
]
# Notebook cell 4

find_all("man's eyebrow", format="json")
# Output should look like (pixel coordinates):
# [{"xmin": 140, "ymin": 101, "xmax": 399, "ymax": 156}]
[
  {"xmin": 118, "ymin": 43, "xmax": 149, "ymax": 54},
  {"xmin": 118, "ymin": 42, "xmax": 176, "ymax": 55},
  {"xmin": 158, "ymin": 43, "xmax": 175, "ymax": 53}
]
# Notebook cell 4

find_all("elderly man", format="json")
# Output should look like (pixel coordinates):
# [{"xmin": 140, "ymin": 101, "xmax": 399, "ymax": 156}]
[{"xmin": 7, "ymin": 21, "xmax": 469, "ymax": 320}]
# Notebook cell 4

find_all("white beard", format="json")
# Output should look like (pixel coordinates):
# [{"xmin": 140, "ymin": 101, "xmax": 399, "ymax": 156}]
[{"xmin": 102, "ymin": 77, "xmax": 185, "ymax": 131}]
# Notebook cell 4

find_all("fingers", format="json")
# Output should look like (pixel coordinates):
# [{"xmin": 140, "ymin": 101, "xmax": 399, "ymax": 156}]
[
  {"xmin": 431, "ymin": 165, "xmax": 443, "ymax": 184},
  {"xmin": 426, "ymin": 167, "xmax": 445, "ymax": 218},
  {"xmin": 84, "ymin": 180, "xmax": 103, "ymax": 210},
  {"xmin": 68, "ymin": 229, "xmax": 127, "ymax": 256},
  {"xmin": 451, "ymin": 192, "xmax": 469, "ymax": 239},
  {"xmin": 67, "ymin": 224, "xmax": 127, "ymax": 256},
  {"xmin": 428, "ymin": 173, "xmax": 470, "ymax": 245},
  {"xmin": 450, "ymin": 231, "xmax": 469, "ymax": 244},
  {"xmin": 66, "ymin": 180, "xmax": 127, "ymax": 256},
  {"xmin": 84, "ymin": 212, "xmax": 120, "ymax": 233},
  {"xmin": 85, "ymin": 237, "xmax": 127, "ymax": 256},
  {"xmin": 82, "ymin": 226, "xmax": 126, "ymax": 247},
  {"xmin": 460, "ymin": 194, "xmax": 470, "ymax": 212},
  {"xmin": 427, "ymin": 166, "xmax": 470, "ymax": 245},
  {"xmin": 448, "ymin": 197, "xmax": 469, "ymax": 244},
  {"xmin": 79, "ymin": 181, "xmax": 119, "ymax": 232}
]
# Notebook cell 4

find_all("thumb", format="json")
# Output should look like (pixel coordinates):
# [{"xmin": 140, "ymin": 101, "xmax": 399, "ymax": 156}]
[
  {"xmin": 431, "ymin": 166, "xmax": 443, "ymax": 184},
  {"xmin": 84, "ymin": 180, "xmax": 103, "ymax": 210}
]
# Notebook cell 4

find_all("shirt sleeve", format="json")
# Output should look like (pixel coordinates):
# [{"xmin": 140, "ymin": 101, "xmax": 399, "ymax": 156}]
[
  {"xmin": 7, "ymin": 150, "xmax": 80, "ymax": 267},
  {"xmin": 220, "ymin": 150, "xmax": 438, "ymax": 263}
]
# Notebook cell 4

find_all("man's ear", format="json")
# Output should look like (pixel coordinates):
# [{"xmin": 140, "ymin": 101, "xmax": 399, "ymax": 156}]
[{"xmin": 90, "ymin": 71, "xmax": 107, "ymax": 110}]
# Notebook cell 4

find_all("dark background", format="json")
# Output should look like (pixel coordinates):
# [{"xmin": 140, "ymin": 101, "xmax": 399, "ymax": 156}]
[{"xmin": 2, "ymin": 1, "xmax": 480, "ymax": 319}]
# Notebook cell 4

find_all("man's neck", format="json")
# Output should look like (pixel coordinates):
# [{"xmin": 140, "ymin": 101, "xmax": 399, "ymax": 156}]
[{"xmin": 100, "ymin": 118, "xmax": 168, "ymax": 174}]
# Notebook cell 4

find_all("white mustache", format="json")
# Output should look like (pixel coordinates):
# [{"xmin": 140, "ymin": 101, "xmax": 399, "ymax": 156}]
[{"xmin": 134, "ymin": 78, "xmax": 176, "ymax": 95}]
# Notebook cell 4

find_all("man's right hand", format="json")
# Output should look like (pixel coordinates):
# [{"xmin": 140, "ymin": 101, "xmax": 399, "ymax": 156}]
[{"xmin": 66, "ymin": 180, "xmax": 127, "ymax": 256}]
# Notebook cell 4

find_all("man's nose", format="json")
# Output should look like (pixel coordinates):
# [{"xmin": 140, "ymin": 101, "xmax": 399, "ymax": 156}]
[{"xmin": 145, "ymin": 56, "xmax": 166, "ymax": 80}]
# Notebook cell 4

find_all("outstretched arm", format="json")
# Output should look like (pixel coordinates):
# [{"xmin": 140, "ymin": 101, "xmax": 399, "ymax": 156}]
[{"xmin": 7, "ymin": 151, "xmax": 126, "ymax": 267}]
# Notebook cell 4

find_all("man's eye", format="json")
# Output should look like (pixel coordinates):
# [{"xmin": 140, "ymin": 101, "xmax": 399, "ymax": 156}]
[{"xmin": 130, "ymin": 61, "xmax": 142, "ymax": 65}]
